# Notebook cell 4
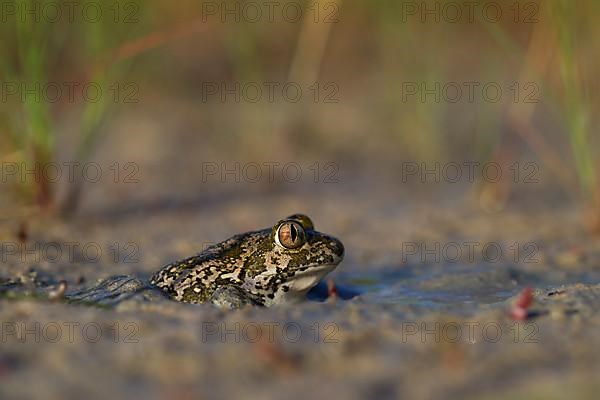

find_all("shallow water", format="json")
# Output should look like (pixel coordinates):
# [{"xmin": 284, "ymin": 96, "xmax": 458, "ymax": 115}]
[{"xmin": 311, "ymin": 260, "xmax": 600, "ymax": 316}]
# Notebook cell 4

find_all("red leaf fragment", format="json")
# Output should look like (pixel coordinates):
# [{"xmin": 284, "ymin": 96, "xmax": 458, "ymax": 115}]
[
  {"xmin": 510, "ymin": 286, "xmax": 534, "ymax": 320},
  {"xmin": 326, "ymin": 278, "xmax": 338, "ymax": 299}
]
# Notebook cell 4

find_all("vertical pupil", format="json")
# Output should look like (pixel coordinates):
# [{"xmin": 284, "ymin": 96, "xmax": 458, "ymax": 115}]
[{"xmin": 290, "ymin": 224, "xmax": 297, "ymax": 242}]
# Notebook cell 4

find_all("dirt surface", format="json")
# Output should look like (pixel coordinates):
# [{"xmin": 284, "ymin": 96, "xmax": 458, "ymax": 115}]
[{"xmin": 2, "ymin": 179, "xmax": 600, "ymax": 400}]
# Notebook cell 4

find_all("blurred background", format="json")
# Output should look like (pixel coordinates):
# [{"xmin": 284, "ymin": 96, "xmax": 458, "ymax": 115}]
[{"xmin": 0, "ymin": 0, "xmax": 598, "ymax": 226}]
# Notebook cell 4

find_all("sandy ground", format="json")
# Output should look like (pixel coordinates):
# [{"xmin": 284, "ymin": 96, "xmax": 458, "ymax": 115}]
[{"xmin": 2, "ymin": 177, "xmax": 600, "ymax": 399}]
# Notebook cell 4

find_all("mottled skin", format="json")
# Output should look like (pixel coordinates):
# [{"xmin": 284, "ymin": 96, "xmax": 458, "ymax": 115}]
[{"xmin": 150, "ymin": 214, "xmax": 344, "ymax": 307}]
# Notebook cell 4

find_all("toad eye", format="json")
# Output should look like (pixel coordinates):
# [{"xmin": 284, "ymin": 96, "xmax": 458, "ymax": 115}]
[{"xmin": 275, "ymin": 221, "xmax": 306, "ymax": 249}]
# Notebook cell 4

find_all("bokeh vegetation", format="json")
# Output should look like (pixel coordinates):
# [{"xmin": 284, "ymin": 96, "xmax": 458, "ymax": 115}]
[{"xmin": 0, "ymin": 0, "xmax": 598, "ymax": 229}]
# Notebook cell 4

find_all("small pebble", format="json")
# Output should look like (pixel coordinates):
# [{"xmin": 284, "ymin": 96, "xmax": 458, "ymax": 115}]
[{"xmin": 48, "ymin": 280, "xmax": 68, "ymax": 301}]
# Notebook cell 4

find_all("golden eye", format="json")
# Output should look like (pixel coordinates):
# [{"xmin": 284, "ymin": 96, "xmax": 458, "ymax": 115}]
[{"xmin": 275, "ymin": 221, "xmax": 306, "ymax": 249}]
